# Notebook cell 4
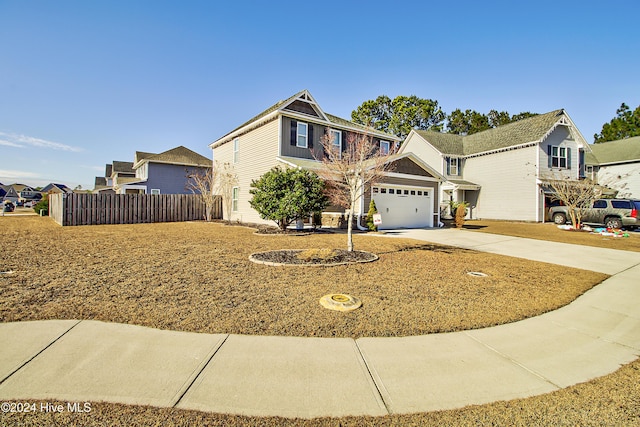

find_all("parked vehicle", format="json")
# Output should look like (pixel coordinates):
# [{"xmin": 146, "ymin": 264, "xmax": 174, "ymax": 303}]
[
  {"xmin": 547, "ymin": 199, "xmax": 640, "ymax": 229},
  {"xmin": 3, "ymin": 201, "xmax": 15, "ymax": 212}
]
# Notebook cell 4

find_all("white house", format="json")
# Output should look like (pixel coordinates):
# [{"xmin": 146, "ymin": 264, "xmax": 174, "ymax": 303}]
[{"xmin": 400, "ymin": 109, "xmax": 591, "ymax": 222}]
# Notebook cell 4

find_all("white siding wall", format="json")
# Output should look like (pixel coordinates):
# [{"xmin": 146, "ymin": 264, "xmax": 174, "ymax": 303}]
[
  {"xmin": 464, "ymin": 145, "xmax": 539, "ymax": 221},
  {"xmin": 212, "ymin": 119, "xmax": 280, "ymax": 225},
  {"xmin": 597, "ymin": 163, "xmax": 640, "ymax": 198}
]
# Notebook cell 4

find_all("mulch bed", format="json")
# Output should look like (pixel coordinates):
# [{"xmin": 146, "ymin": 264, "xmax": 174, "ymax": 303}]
[{"xmin": 250, "ymin": 249, "xmax": 377, "ymax": 265}]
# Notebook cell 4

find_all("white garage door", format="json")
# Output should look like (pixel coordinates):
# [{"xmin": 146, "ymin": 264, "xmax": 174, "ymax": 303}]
[{"xmin": 371, "ymin": 185, "xmax": 433, "ymax": 229}]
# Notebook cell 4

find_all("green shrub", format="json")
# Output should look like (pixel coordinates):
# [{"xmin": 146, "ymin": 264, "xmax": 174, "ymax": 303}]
[
  {"xmin": 249, "ymin": 166, "xmax": 328, "ymax": 231},
  {"xmin": 33, "ymin": 197, "xmax": 49, "ymax": 216}
]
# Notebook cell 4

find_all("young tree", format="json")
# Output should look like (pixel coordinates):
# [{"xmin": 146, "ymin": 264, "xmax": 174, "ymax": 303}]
[
  {"xmin": 315, "ymin": 129, "xmax": 393, "ymax": 251},
  {"xmin": 249, "ymin": 166, "xmax": 327, "ymax": 231},
  {"xmin": 215, "ymin": 162, "xmax": 239, "ymax": 224},
  {"xmin": 542, "ymin": 175, "xmax": 601, "ymax": 229},
  {"xmin": 186, "ymin": 162, "xmax": 238, "ymax": 223}
]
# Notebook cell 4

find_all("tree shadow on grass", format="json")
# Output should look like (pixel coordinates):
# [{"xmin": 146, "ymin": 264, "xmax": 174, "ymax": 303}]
[{"xmin": 379, "ymin": 243, "xmax": 474, "ymax": 255}]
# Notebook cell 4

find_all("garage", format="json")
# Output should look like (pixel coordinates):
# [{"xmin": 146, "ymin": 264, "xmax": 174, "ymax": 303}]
[{"xmin": 371, "ymin": 185, "xmax": 433, "ymax": 229}]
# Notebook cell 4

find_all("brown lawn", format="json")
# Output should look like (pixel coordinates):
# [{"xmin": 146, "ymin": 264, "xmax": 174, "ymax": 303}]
[
  {"xmin": 1, "ymin": 216, "xmax": 638, "ymax": 426},
  {"xmin": 0, "ymin": 217, "xmax": 607, "ymax": 338},
  {"xmin": 461, "ymin": 219, "xmax": 640, "ymax": 252}
]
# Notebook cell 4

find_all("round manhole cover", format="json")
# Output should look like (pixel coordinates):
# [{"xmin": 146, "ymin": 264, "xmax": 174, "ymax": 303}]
[
  {"xmin": 467, "ymin": 271, "xmax": 488, "ymax": 277},
  {"xmin": 319, "ymin": 294, "xmax": 362, "ymax": 312}
]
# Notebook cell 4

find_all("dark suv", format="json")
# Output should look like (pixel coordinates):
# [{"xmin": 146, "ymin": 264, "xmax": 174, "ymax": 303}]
[{"xmin": 548, "ymin": 199, "xmax": 640, "ymax": 229}]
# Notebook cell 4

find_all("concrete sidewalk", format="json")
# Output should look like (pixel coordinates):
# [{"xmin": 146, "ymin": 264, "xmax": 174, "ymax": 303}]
[{"xmin": 1, "ymin": 232, "xmax": 639, "ymax": 418}]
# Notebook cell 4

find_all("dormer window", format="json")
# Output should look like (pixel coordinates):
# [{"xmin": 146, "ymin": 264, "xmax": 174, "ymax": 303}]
[{"xmin": 550, "ymin": 145, "xmax": 570, "ymax": 169}]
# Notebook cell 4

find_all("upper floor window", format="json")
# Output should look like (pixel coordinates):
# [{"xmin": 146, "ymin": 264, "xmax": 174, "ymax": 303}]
[
  {"xmin": 447, "ymin": 157, "xmax": 459, "ymax": 176},
  {"xmin": 233, "ymin": 138, "xmax": 239, "ymax": 163},
  {"xmin": 297, "ymin": 122, "xmax": 308, "ymax": 148},
  {"xmin": 380, "ymin": 140, "xmax": 390, "ymax": 155},
  {"xmin": 331, "ymin": 130, "xmax": 342, "ymax": 157},
  {"xmin": 549, "ymin": 145, "xmax": 571, "ymax": 169}
]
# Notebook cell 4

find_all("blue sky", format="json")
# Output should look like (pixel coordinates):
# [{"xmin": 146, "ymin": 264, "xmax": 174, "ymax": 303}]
[{"xmin": 1, "ymin": 0, "xmax": 638, "ymax": 190}]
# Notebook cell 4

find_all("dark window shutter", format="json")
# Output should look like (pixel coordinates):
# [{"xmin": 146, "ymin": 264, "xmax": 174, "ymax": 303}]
[
  {"xmin": 579, "ymin": 149, "xmax": 585, "ymax": 178},
  {"xmin": 290, "ymin": 120, "xmax": 297, "ymax": 146},
  {"xmin": 342, "ymin": 131, "xmax": 347, "ymax": 152},
  {"xmin": 567, "ymin": 147, "xmax": 572, "ymax": 169},
  {"xmin": 446, "ymin": 157, "xmax": 451, "ymax": 175},
  {"xmin": 547, "ymin": 145, "xmax": 552, "ymax": 168},
  {"xmin": 308, "ymin": 124, "xmax": 314, "ymax": 149}
]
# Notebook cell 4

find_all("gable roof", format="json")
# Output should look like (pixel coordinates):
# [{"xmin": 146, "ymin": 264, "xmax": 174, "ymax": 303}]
[
  {"xmin": 585, "ymin": 136, "xmax": 640, "ymax": 165},
  {"xmin": 133, "ymin": 146, "xmax": 210, "ymax": 169},
  {"xmin": 210, "ymin": 90, "xmax": 400, "ymax": 149},
  {"xmin": 41, "ymin": 183, "xmax": 71, "ymax": 193},
  {"xmin": 408, "ymin": 110, "xmax": 588, "ymax": 157}
]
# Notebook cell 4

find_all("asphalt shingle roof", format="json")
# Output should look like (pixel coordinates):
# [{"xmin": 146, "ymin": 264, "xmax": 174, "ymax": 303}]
[
  {"xmin": 145, "ymin": 146, "xmax": 210, "ymax": 167},
  {"xmin": 416, "ymin": 110, "xmax": 566, "ymax": 156},
  {"xmin": 214, "ymin": 90, "xmax": 399, "ymax": 146},
  {"xmin": 585, "ymin": 136, "xmax": 640, "ymax": 165}
]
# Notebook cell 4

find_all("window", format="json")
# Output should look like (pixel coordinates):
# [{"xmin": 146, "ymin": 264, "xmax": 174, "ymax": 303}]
[
  {"xmin": 448, "ymin": 158, "xmax": 459, "ymax": 176},
  {"xmin": 611, "ymin": 200, "xmax": 631, "ymax": 209},
  {"xmin": 331, "ymin": 129, "xmax": 342, "ymax": 156},
  {"xmin": 410, "ymin": 190, "xmax": 416, "ymax": 195},
  {"xmin": 372, "ymin": 187, "xmax": 379, "ymax": 194},
  {"xmin": 297, "ymin": 122, "xmax": 308, "ymax": 148},
  {"xmin": 232, "ymin": 187, "xmax": 239, "ymax": 212},
  {"xmin": 380, "ymin": 188, "xmax": 387, "ymax": 194},
  {"xmin": 233, "ymin": 138, "xmax": 239, "ymax": 163},
  {"xmin": 593, "ymin": 200, "xmax": 607, "ymax": 209},
  {"xmin": 389, "ymin": 189, "xmax": 395, "ymax": 194},
  {"xmin": 150, "ymin": 189, "xmax": 160, "ymax": 195},
  {"xmin": 380, "ymin": 140, "xmax": 390, "ymax": 155},
  {"xmin": 417, "ymin": 191, "xmax": 422, "ymax": 196},
  {"xmin": 550, "ymin": 145, "xmax": 570, "ymax": 169},
  {"xmin": 404, "ymin": 190, "xmax": 409, "ymax": 195}
]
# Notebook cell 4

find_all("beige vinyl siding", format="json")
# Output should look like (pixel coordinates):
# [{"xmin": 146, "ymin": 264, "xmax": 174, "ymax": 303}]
[
  {"xmin": 402, "ymin": 133, "xmax": 445, "ymax": 174},
  {"xmin": 213, "ymin": 119, "xmax": 280, "ymax": 225},
  {"xmin": 464, "ymin": 145, "xmax": 539, "ymax": 221}
]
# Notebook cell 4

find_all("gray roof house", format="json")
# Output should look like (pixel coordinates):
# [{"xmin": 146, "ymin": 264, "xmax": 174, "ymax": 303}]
[
  {"xmin": 400, "ymin": 110, "xmax": 591, "ymax": 222},
  {"xmin": 585, "ymin": 136, "xmax": 640, "ymax": 198},
  {"xmin": 94, "ymin": 146, "xmax": 211, "ymax": 195},
  {"xmin": 209, "ymin": 90, "xmax": 444, "ymax": 229}
]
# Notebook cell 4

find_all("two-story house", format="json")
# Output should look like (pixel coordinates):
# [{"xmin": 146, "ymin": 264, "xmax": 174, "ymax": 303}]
[
  {"xmin": 94, "ymin": 146, "xmax": 211, "ymax": 195},
  {"xmin": 400, "ymin": 109, "xmax": 590, "ymax": 222},
  {"xmin": 210, "ymin": 90, "xmax": 444, "ymax": 229}
]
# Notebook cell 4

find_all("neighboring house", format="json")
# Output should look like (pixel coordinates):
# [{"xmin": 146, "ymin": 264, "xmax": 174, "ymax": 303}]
[
  {"xmin": 1, "ymin": 184, "xmax": 41, "ymax": 203},
  {"xmin": 400, "ymin": 109, "xmax": 590, "ymax": 222},
  {"xmin": 130, "ymin": 146, "xmax": 211, "ymax": 195},
  {"xmin": 209, "ymin": 90, "xmax": 444, "ymax": 229},
  {"xmin": 94, "ymin": 146, "xmax": 211, "ymax": 195},
  {"xmin": 41, "ymin": 183, "xmax": 73, "ymax": 194},
  {"xmin": 585, "ymin": 136, "xmax": 640, "ymax": 198}
]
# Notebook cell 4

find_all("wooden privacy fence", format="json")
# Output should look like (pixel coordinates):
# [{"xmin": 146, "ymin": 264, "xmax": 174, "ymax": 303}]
[{"xmin": 49, "ymin": 193, "xmax": 222, "ymax": 226}]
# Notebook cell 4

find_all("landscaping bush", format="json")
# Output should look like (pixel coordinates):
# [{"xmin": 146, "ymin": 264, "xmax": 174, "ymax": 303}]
[
  {"xmin": 249, "ymin": 166, "xmax": 328, "ymax": 231},
  {"xmin": 33, "ymin": 197, "xmax": 49, "ymax": 216}
]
